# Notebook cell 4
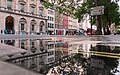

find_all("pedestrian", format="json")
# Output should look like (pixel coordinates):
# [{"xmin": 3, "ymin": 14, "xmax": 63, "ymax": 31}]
[{"xmin": 110, "ymin": 23, "xmax": 116, "ymax": 35}]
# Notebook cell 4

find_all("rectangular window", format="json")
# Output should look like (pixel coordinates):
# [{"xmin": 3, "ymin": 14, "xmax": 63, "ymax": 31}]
[
  {"xmin": 21, "ymin": 42, "xmax": 25, "ymax": 49},
  {"xmin": 31, "ymin": 7, "xmax": 34, "ymax": 14},
  {"xmin": 52, "ymin": 17, "xmax": 54, "ymax": 21},
  {"xmin": 39, "ymin": 9, "xmax": 43, "ymax": 16},
  {"xmin": 31, "ymin": 25, "xmax": 34, "ymax": 31},
  {"xmin": 48, "ymin": 23, "xmax": 49, "ymax": 28},
  {"xmin": 48, "ymin": 16, "xmax": 49, "ymax": 20},
  {"xmin": 50, "ymin": 17, "xmax": 51, "ymax": 21},
  {"xmin": 48, "ymin": 10, "xmax": 53, "ymax": 15},
  {"xmin": 51, "ymin": 17, "xmax": 52, "ymax": 21},
  {"xmin": 31, "ymin": 42, "xmax": 35, "ymax": 48},
  {"xmin": 7, "ymin": 0, "xmax": 12, "ymax": 9},
  {"xmin": 50, "ymin": 23, "xmax": 51, "ymax": 28},
  {"xmin": 20, "ymin": 4, "xmax": 24, "ymax": 12},
  {"xmin": 21, "ymin": 24, "xmax": 24, "ymax": 30},
  {"xmin": 52, "ymin": 24, "xmax": 54, "ymax": 28}
]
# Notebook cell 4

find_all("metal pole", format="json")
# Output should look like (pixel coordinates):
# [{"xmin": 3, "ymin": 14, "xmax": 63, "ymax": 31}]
[{"xmin": 90, "ymin": 16, "xmax": 92, "ymax": 36}]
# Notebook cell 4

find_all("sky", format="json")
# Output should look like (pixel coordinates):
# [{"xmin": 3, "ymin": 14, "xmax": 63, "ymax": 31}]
[{"xmin": 118, "ymin": 1, "xmax": 120, "ymax": 6}]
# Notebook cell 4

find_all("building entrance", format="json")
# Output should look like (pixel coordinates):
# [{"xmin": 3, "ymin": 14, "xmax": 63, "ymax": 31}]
[{"xmin": 4, "ymin": 16, "xmax": 15, "ymax": 34}]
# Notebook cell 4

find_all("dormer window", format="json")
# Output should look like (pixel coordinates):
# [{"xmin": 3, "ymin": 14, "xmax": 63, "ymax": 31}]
[{"xmin": 7, "ymin": 0, "xmax": 12, "ymax": 9}]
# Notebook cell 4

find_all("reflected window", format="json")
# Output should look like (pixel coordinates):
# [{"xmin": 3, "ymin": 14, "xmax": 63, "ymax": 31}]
[
  {"xmin": 31, "ymin": 42, "xmax": 35, "ymax": 48},
  {"xmin": 48, "ymin": 57, "xmax": 54, "ymax": 62},
  {"xmin": 7, "ymin": 0, "xmax": 12, "ymax": 9},
  {"xmin": 48, "ymin": 44, "xmax": 54, "ymax": 49},
  {"xmin": 48, "ymin": 51, "xmax": 54, "ymax": 56},
  {"xmin": 21, "ymin": 42, "xmax": 25, "ymax": 49}
]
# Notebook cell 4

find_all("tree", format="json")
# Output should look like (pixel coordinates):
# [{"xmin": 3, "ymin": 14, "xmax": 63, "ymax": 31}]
[
  {"xmin": 76, "ymin": 0, "xmax": 120, "ymax": 35},
  {"xmin": 43, "ymin": 0, "xmax": 120, "ymax": 35}
]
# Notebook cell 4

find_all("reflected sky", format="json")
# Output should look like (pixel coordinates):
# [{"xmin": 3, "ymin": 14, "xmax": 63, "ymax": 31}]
[{"xmin": 1, "ymin": 38, "xmax": 120, "ymax": 75}]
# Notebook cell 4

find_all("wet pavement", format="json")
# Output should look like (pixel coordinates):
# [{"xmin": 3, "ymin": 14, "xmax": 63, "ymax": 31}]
[{"xmin": 0, "ymin": 35, "xmax": 120, "ymax": 75}]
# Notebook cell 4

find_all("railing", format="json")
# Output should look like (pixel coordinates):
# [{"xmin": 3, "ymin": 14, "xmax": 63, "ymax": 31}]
[{"xmin": 0, "ymin": 6, "xmax": 47, "ymax": 20}]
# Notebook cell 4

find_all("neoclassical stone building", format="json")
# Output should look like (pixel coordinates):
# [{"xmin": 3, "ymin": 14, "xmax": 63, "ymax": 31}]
[{"xmin": 0, "ymin": 0, "xmax": 47, "ymax": 34}]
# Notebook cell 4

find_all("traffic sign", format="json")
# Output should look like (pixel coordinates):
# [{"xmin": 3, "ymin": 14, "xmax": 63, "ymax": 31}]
[{"xmin": 90, "ymin": 6, "xmax": 104, "ymax": 16}]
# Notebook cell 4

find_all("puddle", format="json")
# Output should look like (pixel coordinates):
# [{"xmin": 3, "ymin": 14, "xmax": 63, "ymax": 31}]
[{"xmin": 1, "ymin": 39, "xmax": 120, "ymax": 75}]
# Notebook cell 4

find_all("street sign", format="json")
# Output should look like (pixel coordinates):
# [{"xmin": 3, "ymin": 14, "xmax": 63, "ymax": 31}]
[{"xmin": 90, "ymin": 6, "xmax": 104, "ymax": 16}]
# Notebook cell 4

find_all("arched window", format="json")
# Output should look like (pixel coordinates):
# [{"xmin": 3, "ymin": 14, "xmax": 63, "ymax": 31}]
[
  {"xmin": 30, "ymin": 20, "xmax": 36, "ymax": 34},
  {"xmin": 19, "ymin": 18, "xmax": 27, "ymax": 34},
  {"xmin": 39, "ymin": 21, "xmax": 44, "ymax": 32}
]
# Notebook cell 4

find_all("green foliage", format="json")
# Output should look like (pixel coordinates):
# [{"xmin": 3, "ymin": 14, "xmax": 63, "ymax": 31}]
[
  {"xmin": 81, "ymin": 0, "xmax": 120, "ymax": 34},
  {"xmin": 44, "ymin": 1, "xmax": 53, "ymax": 8},
  {"xmin": 43, "ymin": 0, "xmax": 120, "ymax": 27}
]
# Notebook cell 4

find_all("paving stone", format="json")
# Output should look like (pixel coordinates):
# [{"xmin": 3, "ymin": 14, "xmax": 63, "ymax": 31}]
[
  {"xmin": 0, "ymin": 44, "xmax": 26, "ymax": 57},
  {"xmin": 0, "ymin": 61, "xmax": 42, "ymax": 75}
]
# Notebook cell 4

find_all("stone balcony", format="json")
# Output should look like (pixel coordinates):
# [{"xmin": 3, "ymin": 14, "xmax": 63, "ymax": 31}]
[{"xmin": 0, "ymin": 6, "xmax": 47, "ymax": 20}]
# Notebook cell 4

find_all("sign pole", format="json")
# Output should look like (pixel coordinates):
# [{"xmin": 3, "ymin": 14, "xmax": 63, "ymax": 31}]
[{"xmin": 90, "ymin": 16, "xmax": 92, "ymax": 36}]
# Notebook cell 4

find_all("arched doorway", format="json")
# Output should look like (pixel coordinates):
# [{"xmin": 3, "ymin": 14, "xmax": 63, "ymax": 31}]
[{"xmin": 5, "ymin": 16, "xmax": 15, "ymax": 34}]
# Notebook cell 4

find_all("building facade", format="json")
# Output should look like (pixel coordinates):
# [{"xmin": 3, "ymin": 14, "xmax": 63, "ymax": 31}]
[
  {"xmin": 0, "ymin": 0, "xmax": 47, "ymax": 35},
  {"xmin": 46, "ymin": 8, "xmax": 55, "ymax": 35},
  {"xmin": 63, "ymin": 14, "xmax": 68, "ymax": 35},
  {"xmin": 68, "ymin": 16, "xmax": 79, "ymax": 35},
  {"xmin": 55, "ymin": 11, "xmax": 64, "ymax": 35}
]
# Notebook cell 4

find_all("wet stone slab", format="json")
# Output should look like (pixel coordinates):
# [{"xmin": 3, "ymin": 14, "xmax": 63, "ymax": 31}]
[
  {"xmin": 0, "ymin": 61, "xmax": 42, "ymax": 75},
  {"xmin": 0, "ymin": 44, "xmax": 26, "ymax": 59}
]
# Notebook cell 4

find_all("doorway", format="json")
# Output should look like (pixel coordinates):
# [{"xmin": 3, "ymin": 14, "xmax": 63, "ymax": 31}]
[{"xmin": 5, "ymin": 16, "xmax": 14, "ymax": 34}]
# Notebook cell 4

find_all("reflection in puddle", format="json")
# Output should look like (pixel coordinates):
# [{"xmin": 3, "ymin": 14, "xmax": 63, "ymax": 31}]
[
  {"xmin": 4, "ymin": 40, "xmax": 15, "ymax": 46},
  {"xmin": 1, "ymin": 39, "xmax": 120, "ymax": 75}
]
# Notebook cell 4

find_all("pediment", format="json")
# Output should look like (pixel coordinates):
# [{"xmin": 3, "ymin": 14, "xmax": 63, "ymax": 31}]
[
  {"xmin": 39, "ymin": 6, "xmax": 44, "ymax": 10},
  {"xmin": 19, "ymin": 0, "xmax": 26, "ymax": 4},
  {"xmin": 30, "ymin": 3, "xmax": 36, "ymax": 8}
]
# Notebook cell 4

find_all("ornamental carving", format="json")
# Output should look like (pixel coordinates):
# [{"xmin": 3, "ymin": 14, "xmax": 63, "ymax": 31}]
[{"xmin": 30, "ymin": 3, "xmax": 36, "ymax": 8}]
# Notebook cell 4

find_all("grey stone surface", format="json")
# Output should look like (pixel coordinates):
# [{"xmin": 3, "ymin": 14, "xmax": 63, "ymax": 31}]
[
  {"xmin": 0, "ymin": 61, "xmax": 42, "ymax": 75},
  {"xmin": 0, "ymin": 44, "xmax": 26, "ymax": 57}
]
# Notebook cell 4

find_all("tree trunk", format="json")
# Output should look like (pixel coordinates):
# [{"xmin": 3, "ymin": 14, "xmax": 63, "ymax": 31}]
[
  {"xmin": 96, "ymin": 15, "xmax": 102, "ymax": 35},
  {"xmin": 95, "ymin": 0, "xmax": 102, "ymax": 35}
]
